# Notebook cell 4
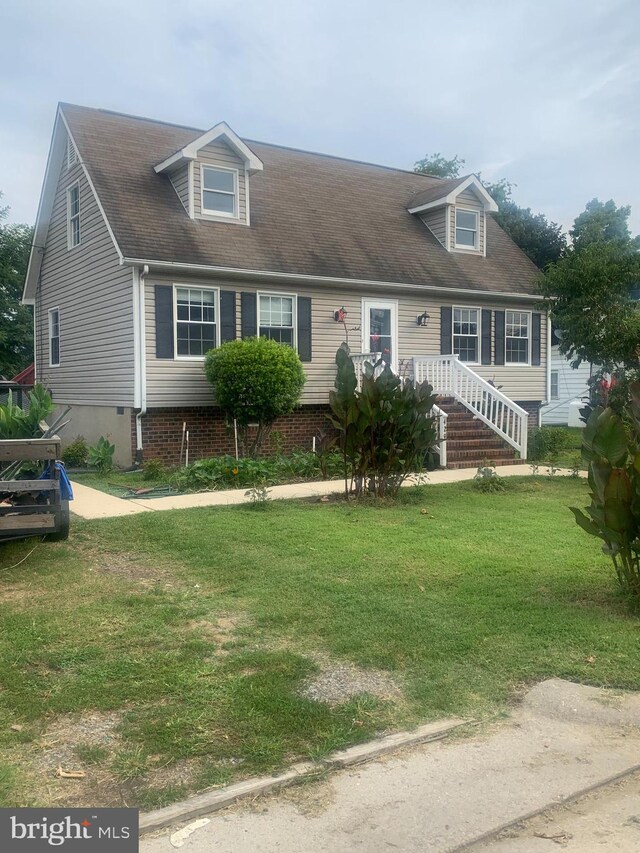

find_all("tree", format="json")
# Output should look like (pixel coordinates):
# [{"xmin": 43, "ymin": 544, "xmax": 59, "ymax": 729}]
[
  {"xmin": 204, "ymin": 337, "xmax": 306, "ymax": 456},
  {"xmin": 571, "ymin": 198, "xmax": 640, "ymax": 251},
  {"xmin": 540, "ymin": 241, "xmax": 640, "ymax": 370},
  {"xmin": 414, "ymin": 152, "xmax": 465, "ymax": 179},
  {"xmin": 0, "ymin": 195, "xmax": 33, "ymax": 377},
  {"xmin": 483, "ymin": 179, "xmax": 566, "ymax": 269}
]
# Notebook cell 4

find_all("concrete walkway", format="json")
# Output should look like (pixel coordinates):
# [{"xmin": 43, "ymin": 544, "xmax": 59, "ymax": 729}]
[
  {"xmin": 71, "ymin": 465, "xmax": 584, "ymax": 520},
  {"xmin": 141, "ymin": 679, "xmax": 640, "ymax": 853}
]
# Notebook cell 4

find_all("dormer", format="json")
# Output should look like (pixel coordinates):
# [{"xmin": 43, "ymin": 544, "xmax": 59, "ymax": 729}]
[
  {"xmin": 407, "ymin": 175, "xmax": 498, "ymax": 257},
  {"xmin": 154, "ymin": 122, "xmax": 263, "ymax": 226}
]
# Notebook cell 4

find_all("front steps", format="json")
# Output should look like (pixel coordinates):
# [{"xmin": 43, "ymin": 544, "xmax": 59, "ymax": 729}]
[{"xmin": 438, "ymin": 397, "xmax": 521, "ymax": 470}]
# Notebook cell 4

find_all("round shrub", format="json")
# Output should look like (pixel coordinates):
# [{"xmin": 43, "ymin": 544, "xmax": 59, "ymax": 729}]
[{"xmin": 205, "ymin": 337, "xmax": 306, "ymax": 455}]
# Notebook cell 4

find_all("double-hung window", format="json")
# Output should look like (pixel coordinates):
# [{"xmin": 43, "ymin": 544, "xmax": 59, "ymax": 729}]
[
  {"xmin": 453, "ymin": 307, "xmax": 480, "ymax": 363},
  {"xmin": 505, "ymin": 311, "xmax": 530, "ymax": 364},
  {"xmin": 455, "ymin": 208, "xmax": 478, "ymax": 248},
  {"xmin": 550, "ymin": 370, "xmax": 559, "ymax": 400},
  {"xmin": 175, "ymin": 286, "xmax": 218, "ymax": 357},
  {"xmin": 201, "ymin": 166, "xmax": 237, "ymax": 217},
  {"xmin": 49, "ymin": 308, "xmax": 60, "ymax": 367},
  {"xmin": 259, "ymin": 293, "xmax": 295, "ymax": 346},
  {"xmin": 67, "ymin": 182, "xmax": 81, "ymax": 248}
]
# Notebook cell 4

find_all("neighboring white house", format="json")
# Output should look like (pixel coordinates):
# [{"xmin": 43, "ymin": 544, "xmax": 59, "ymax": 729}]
[{"xmin": 541, "ymin": 342, "xmax": 592, "ymax": 425}]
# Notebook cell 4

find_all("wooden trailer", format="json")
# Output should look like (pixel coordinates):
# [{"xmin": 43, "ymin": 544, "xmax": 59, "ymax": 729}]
[{"xmin": 0, "ymin": 436, "xmax": 70, "ymax": 542}]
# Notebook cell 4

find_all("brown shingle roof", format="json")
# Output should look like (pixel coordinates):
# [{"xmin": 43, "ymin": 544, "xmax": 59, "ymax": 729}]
[
  {"xmin": 406, "ymin": 176, "xmax": 469, "ymax": 211},
  {"xmin": 61, "ymin": 104, "xmax": 541, "ymax": 296}
]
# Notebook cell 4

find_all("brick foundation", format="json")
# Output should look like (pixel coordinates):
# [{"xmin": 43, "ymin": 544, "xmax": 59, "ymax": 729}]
[
  {"xmin": 133, "ymin": 405, "xmax": 334, "ymax": 465},
  {"xmin": 515, "ymin": 400, "xmax": 543, "ymax": 431}
]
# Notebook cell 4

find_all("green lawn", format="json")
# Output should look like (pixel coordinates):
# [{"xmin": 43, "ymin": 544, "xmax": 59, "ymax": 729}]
[{"xmin": 0, "ymin": 476, "xmax": 637, "ymax": 809}]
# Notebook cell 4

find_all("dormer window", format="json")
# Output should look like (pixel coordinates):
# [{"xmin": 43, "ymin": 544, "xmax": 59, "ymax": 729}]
[
  {"xmin": 455, "ymin": 209, "xmax": 478, "ymax": 249},
  {"xmin": 201, "ymin": 166, "xmax": 237, "ymax": 217}
]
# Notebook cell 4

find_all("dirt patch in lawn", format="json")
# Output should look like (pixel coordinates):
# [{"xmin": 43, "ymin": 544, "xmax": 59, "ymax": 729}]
[
  {"xmin": 300, "ymin": 657, "xmax": 403, "ymax": 706},
  {"xmin": 189, "ymin": 614, "xmax": 252, "ymax": 657},
  {"xmin": 81, "ymin": 549, "xmax": 174, "ymax": 587}
]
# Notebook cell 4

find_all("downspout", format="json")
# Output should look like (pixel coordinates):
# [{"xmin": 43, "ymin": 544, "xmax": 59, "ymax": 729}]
[
  {"xmin": 543, "ymin": 312, "xmax": 552, "ymax": 426},
  {"xmin": 134, "ymin": 264, "xmax": 149, "ymax": 463}
]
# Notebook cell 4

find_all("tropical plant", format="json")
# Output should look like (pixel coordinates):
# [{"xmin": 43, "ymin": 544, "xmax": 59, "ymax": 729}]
[
  {"xmin": 328, "ymin": 344, "xmax": 438, "ymax": 498},
  {"xmin": 87, "ymin": 436, "xmax": 115, "ymax": 473},
  {"xmin": 0, "ymin": 384, "xmax": 53, "ymax": 439},
  {"xmin": 570, "ymin": 382, "xmax": 640, "ymax": 605},
  {"xmin": 205, "ymin": 337, "xmax": 306, "ymax": 456}
]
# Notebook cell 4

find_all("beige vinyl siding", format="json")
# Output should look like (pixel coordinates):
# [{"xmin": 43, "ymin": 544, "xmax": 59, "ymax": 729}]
[
  {"xmin": 169, "ymin": 164, "xmax": 190, "ymax": 213},
  {"xmin": 35, "ymin": 159, "xmax": 135, "ymax": 406},
  {"xmin": 420, "ymin": 208, "xmax": 447, "ymax": 247},
  {"xmin": 193, "ymin": 141, "xmax": 247, "ymax": 223},
  {"xmin": 451, "ymin": 189, "xmax": 485, "ymax": 254},
  {"xmin": 144, "ymin": 275, "xmax": 547, "ymax": 407}
]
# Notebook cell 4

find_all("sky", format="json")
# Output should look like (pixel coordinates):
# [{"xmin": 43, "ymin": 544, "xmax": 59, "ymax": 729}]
[{"xmin": 1, "ymin": 0, "xmax": 639, "ymax": 233}]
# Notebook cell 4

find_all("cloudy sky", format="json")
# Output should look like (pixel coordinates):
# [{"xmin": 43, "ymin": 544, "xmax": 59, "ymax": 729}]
[{"xmin": 2, "ymin": 0, "xmax": 639, "ymax": 232}]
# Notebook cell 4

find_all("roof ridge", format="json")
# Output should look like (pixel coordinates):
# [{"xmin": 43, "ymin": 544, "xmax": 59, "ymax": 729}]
[{"xmin": 59, "ymin": 102, "xmax": 448, "ymax": 182}]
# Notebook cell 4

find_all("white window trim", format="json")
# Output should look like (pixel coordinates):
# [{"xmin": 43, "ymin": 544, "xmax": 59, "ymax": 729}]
[
  {"xmin": 66, "ymin": 181, "xmax": 81, "ymax": 250},
  {"xmin": 505, "ymin": 309, "xmax": 532, "ymax": 367},
  {"xmin": 454, "ymin": 206, "xmax": 479, "ymax": 251},
  {"xmin": 172, "ymin": 283, "xmax": 220, "ymax": 361},
  {"xmin": 200, "ymin": 164, "xmax": 239, "ymax": 219},
  {"xmin": 362, "ymin": 298, "xmax": 399, "ymax": 373},
  {"xmin": 48, "ymin": 307, "xmax": 60, "ymax": 367},
  {"xmin": 258, "ymin": 291, "xmax": 298, "ymax": 350},
  {"xmin": 550, "ymin": 370, "xmax": 559, "ymax": 400},
  {"xmin": 452, "ymin": 305, "xmax": 482, "ymax": 366}
]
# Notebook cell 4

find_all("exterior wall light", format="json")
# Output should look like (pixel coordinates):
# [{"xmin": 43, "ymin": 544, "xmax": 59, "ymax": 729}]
[
  {"xmin": 334, "ymin": 307, "xmax": 347, "ymax": 322},
  {"xmin": 416, "ymin": 311, "xmax": 430, "ymax": 327}
]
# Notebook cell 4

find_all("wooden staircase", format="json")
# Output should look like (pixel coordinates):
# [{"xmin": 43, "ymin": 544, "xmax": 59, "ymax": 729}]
[{"xmin": 437, "ymin": 397, "xmax": 521, "ymax": 470}]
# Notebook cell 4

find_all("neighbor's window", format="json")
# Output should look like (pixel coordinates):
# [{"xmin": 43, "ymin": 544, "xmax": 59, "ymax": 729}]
[
  {"xmin": 201, "ymin": 166, "xmax": 237, "ymax": 216},
  {"xmin": 550, "ymin": 370, "xmax": 559, "ymax": 400},
  {"xmin": 49, "ymin": 308, "xmax": 60, "ymax": 367},
  {"xmin": 259, "ymin": 293, "xmax": 295, "ymax": 346},
  {"xmin": 505, "ymin": 311, "xmax": 530, "ymax": 364},
  {"xmin": 453, "ymin": 307, "xmax": 479, "ymax": 363},
  {"xmin": 67, "ymin": 182, "xmax": 81, "ymax": 248},
  {"xmin": 175, "ymin": 286, "xmax": 218, "ymax": 357},
  {"xmin": 455, "ymin": 209, "xmax": 478, "ymax": 248}
]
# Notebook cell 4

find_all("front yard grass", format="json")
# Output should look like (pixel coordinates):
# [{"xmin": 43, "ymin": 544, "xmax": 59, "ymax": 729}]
[{"xmin": 1, "ymin": 476, "xmax": 638, "ymax": 809}]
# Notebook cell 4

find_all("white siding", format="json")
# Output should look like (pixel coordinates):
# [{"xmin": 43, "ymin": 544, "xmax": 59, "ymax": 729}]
[
  {"xmin": 169, "ymin": 164, "xmax": 190, "ymax": 213},
  {"xmin": 420, "ymin": 208, "xmax": 447, "ymax": 247},
  {"xmin": 35, "ymin": 157, "xmax": 135, "ymax": 406},
  {"xmin": 541, "ymin": 346, "xmax": 592, "ymax": 425},
  {"xmin": 144, "ymin": 274, "xmax": 547, "ymax": 407}
]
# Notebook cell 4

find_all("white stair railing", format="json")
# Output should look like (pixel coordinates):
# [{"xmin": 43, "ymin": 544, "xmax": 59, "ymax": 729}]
[
  {"xmin": 350, "ymin": 353, "xmax": 448, "ymax": 467},
  {"xmin": 412, "ymin": 355, "xmax": 528, "ymax": 459}
]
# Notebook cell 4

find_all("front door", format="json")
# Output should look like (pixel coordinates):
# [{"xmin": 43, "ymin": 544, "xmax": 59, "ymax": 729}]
[{"xmin": 363, "ymin": 299, "xmax": 398, "ymax": 371}]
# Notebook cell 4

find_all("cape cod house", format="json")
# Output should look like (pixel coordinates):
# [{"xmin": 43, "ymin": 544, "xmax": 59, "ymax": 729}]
[{"xmin": 23, "ymin": 104, "xmax": 550, "ymax": 468}]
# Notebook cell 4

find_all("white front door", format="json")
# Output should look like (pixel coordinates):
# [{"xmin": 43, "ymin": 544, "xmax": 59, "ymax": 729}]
[{"xmin": 362, "ymin": 299, "xmax": 398, "ymax": 372}]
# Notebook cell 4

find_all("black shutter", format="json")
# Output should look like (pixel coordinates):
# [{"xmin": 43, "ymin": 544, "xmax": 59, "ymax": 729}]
[
  {"xmin": 481, "ymin": 309, "xmax": 492, "ymax": 365},
  {"xmin": 494, "ymin": 310, "xmax": 505, "ymax": 365},
  {"xmin": 220, "ymin": 290, "xmax": 236, "ymax": 343},
  {"xmin": 440, "ymin": 306, "xmax": 453, "ymax": 355},
  {"xmin": 155, "ymin": 285, "xmax": 174, "ymax": 359},
  {"xmin": 297, "ymin": 296, "xmax": 312, "ymax": 362},
  {"xmin": 241, "ymin": 292, "xmax": 257, "ymax": 338},
  {"xmin": 532, "ymin": 312, "xmax": 542, "ymax": 366}
]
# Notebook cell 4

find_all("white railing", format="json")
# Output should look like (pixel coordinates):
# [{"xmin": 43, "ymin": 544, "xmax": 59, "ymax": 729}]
[
  {"xmin": 351, "ymin": 353, "xmax": 448, "ymax": 467},
  {"xmin": 412, "ymin": 355, "xmax": 528, "ymax": 458}
]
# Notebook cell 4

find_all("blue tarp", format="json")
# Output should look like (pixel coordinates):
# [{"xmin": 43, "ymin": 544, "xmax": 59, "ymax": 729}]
[{"xmin": 39, "ymin": 461, "xmax": 74, "ymax": 500}]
